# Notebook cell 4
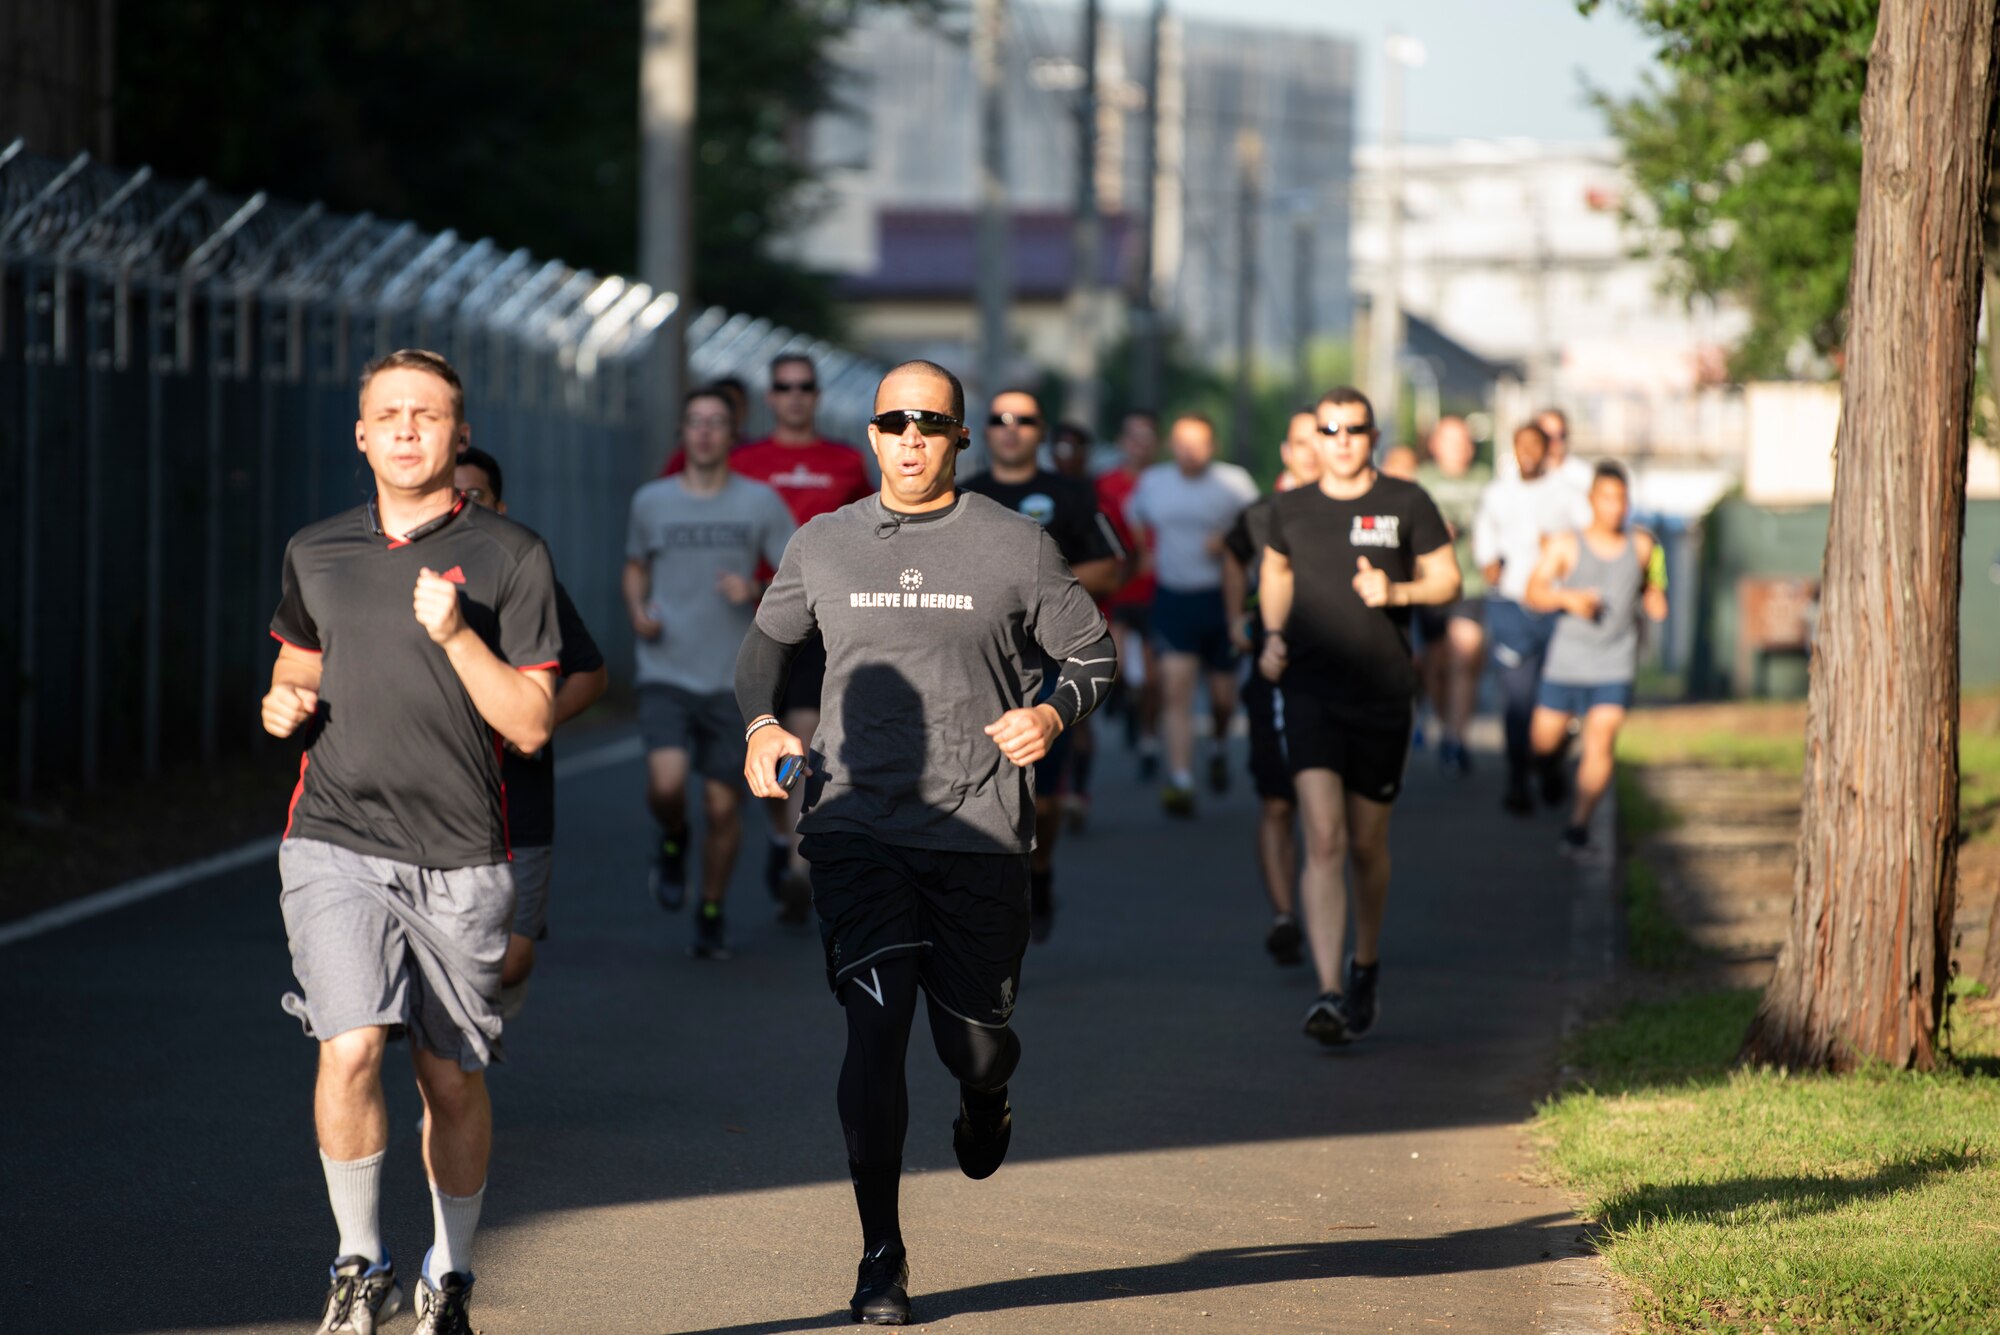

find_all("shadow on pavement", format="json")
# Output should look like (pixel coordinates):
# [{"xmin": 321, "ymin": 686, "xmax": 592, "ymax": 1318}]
[{"xmin": 677, "ymin": 1217, "xmax": 1587, "ymax": 1334}]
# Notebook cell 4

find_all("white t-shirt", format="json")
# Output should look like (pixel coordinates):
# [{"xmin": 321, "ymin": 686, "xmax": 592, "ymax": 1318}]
[
  {"xmin": 1471, "ymin": 472, "xmax": 1593, "ymax": 603},
  {"xmin": 1128, "ymin": 460, "xmax": 1261, "ymax": 592}
]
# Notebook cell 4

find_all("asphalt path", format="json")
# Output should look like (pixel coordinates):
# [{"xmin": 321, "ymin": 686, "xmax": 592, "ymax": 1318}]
[{"xmin": 1, "ymin": 722, "xmax": 1613, "ymax": 1333}]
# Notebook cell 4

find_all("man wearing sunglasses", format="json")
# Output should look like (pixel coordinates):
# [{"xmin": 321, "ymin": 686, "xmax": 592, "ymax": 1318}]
[
  {"xmin": 735, "ymin": 360, "xmax": 1116, "ymax": 1326},
  {"xmin": 962, "ymin": 389, "xmax": 1125, "ymax": 941},
  {"xmin": 1258, "ymin": 387, "xmax": 1460, "ymax": 1047}
]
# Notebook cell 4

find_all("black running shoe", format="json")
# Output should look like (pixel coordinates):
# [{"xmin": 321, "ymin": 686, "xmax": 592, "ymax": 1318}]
[
  {"xmin": 1208, "ymin": 752, "xmax": 1231, "ymax": 794},
  {"xmin": 1303, "ymin": 991, "xmax": 1350, "ymax": 1046},
  {"xmin": 765, "ymin": 841, "xmax": 790, "ymax": 900},
  {"xmin": 850, "ymin": 1243, "xmax": 911, "ymax": 1326},
  {"xmin": 1502, "ymin": 779, "xmax": 1534, "ymax": 817},
  {"xmin": 1161, "ymin": 784, "xmax": 1196, "ymax": 819},
  {"xmin": 952, "ymin": 1091, "xmax": 1012, "ymax": 1180},
  {"xmin": 316, "ymin": 1255, "xmax": 402, "ymax": 1334},
  {"xmin": 1265, "ymin": 916, "xmax": 1303, "ymax": 966},
  {"xmin": 411, "ymin": 1270, "xmax": 473, "ymax": 1335},
  {"xmin": 1538, "ymin": 754, "xmax": 1568, "ymax": 808},
  {"xmin": 650, "ymin": 834, "xmax": 688, "ymax": 911},
  {"xmin": 691, "ymin": 901, "xmax": 730, "ymax": 960},
  {"xmin": 1340, "ymin": 957, "xmax": 1379, "ymax": 1038}
]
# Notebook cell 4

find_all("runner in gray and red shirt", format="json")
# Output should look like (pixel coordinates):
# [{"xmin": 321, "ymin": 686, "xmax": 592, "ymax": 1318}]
[{"xmin": 264, "ymin": 349, "xmax": 561, "ymax": 1335}]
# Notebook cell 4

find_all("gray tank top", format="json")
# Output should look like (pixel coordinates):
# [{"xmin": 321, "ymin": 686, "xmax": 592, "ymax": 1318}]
[{"xmin": 1543, "ymin": 533, "xmax": 1643, "ymax": 685}]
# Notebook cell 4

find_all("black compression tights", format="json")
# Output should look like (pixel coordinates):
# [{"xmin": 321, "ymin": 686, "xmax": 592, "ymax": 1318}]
[{"xmin": 838, "ymin": 953, "xmax": 1021, "ymax": 1169}]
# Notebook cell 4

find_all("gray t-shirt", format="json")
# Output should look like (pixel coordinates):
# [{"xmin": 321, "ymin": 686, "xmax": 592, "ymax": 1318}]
[
  {"xmin": 756, "ymin": 493, "xmax": 1108, "ymax": 855},
  {"xmin": 1128, "ymin": 460, "xmax": 1260, "ymax": 592},
  {"xmin": 627, "ymin": 474, "xmax": 795, "ymax": 693}
]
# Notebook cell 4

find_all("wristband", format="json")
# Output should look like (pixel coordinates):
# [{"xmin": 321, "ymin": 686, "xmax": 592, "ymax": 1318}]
[{"xmin": 744, "ymin": 715, "xmax": 780, "ymax": 743}]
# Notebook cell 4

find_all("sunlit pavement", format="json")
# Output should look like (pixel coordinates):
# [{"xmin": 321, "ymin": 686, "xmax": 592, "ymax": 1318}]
[{"xmin": 3, "ymin": 717, "xmax": 1614, "ymax": 1333}]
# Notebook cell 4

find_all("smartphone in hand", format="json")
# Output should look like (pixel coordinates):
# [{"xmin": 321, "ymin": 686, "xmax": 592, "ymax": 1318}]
[{"xmin": 777, "ymin": 754, "xmax": 806, "ymax": 794}]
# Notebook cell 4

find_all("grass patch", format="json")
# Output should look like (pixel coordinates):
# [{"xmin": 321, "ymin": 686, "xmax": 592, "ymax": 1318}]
[
  {"xmin": 1625, "ymin": 858, "xmax": 1695, "ymax": 973},
  {"xmin": 1539, "ymin": 994, "xmax": 2000, "ymax": 1332}
]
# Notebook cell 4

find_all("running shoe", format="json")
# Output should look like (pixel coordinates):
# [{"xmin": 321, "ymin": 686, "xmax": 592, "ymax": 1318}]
[
  {"xmin": 1559, "ymin": 824, "xmax": 1590, "ymax": 856},
  {"xmin": 650, "ymin": 834, "xmax": 688, "ymax": 912},
  {"xmin": 850, "ymin": 1242, "xmax": 912, "ymax": 1326},
  {"xmin": 1340, "ymin": 957, "xmax": 1380, "ymax": 1038},
  {"xmin": 764, "ymin": 841, "xmax": 790, "ymax": 901},
  {"xmin": 952, "ymin": 1091, "xmax": 1013, "ymax": 1180},
  {"xmin": 778, "ymin": 868, "xmax": 813, "ymax": 925},
  {"xmin": 1064, "ymin": 793, "xmax": 1090, "ymax": 833},
  {"xmin": 691, "ymin": 901, "xmax": 730, "ymax": 960},
  {"xmin": 315, "ymin": 1255, "xmax": 402, "ymax": 1334},
  {"xmin": 1265, "ymin": 915, "xmax": 1303, "ymax": 966},
  {"xmin": 1208, "ymin": 753, "xmax": 1231, "ymax": 795},
  {"xmin": 1160, "ymin": 784, "xmax": 1196, "ymax": 819},
  {"xmin": 1439, "ymin": 739, "xmax": 1474, "ymax": 777},
  {"xmin": 1303, "ymin": 991, "xmax": 1350, "ymax": 1046},
  {"xmin": 411, "ymin": 1270, "xmax": 474, "ymax": 1335}
]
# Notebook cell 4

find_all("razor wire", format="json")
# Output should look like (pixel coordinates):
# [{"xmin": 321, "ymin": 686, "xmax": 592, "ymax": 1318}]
[{"xmin": 0, "ymin": 143, "xmax": 883, "ymax": 800}]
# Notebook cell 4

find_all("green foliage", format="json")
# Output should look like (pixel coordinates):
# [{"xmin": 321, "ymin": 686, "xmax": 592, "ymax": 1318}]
[
  {"xmin": 1581, "ymin": 1, "xmax": 1876, "ymax": 377},
  {"xmin": 114, "ymin": 1, "xmax": 937, "ymax": 336},
  {"xmin": 1540, "ymin": 988, "xmax": 2000, "ymax": 1331}
]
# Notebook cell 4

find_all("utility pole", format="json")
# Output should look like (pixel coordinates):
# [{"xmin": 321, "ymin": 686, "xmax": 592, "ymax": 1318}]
[
  {"xmin": 640, "ymin": 0, "xmax": 695, "ymax": 473},
  {"xmin": 1129, "ymin": 0, "xmax": 1164, "ymax": 414},
  {"xmin": 1232, "ymin": 129, "xmax": 1261, "ymax": 468},
  {"xmin": 974, "ymin": 0, "xmax": 1011, "ymax": 432},
  {"xmin": 1064, "ymin": 0, "xmax": 1102, "ymax": 434},
  {"xmin": 1293, "ymin": 212, "xmax": 1314, "ymax": 407}
]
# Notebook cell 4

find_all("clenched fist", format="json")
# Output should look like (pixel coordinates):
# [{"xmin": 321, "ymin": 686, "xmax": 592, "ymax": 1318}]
[
  {"xmin": 262, "ymin": 682, "xmax": 319, "ymax": 738},
  {"xmin": 413, "ymin": 567, "xmax": 467, "ymax": 645},
  {"xmin": 1352, "ymin": 556, "xmax": 1393, "ymax": 609},
  {"xmin": 985, "ymin": 704, "xmax": 1062, "ymax": 768}
]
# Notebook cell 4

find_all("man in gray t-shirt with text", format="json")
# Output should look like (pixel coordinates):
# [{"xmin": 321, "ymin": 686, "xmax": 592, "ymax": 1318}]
[{"xmin": 623, "ymin": 386, "xmax": 794, "ymax": 957}]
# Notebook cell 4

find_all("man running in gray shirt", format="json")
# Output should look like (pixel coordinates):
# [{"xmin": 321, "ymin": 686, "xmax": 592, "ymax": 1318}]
[
  {"xmin": 735, "ymin": 359, "xmax": 1115, "ymax": 1326},
  {"xmin": 625, "ymin": 386, "xmax": 794, "ymax": 958}
]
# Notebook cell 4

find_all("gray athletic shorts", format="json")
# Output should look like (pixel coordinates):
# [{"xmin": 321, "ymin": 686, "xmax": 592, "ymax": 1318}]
[
  {"xmin": 509, "ymin": 845, "xmax": 553, "ymax": 941},
  {"xmin": 639, "ymin": 683, "xmax": 747, "ymax": 783},
  {"xmin": 278, "ymin": 837, "xmax": 514, "ymax": 1072}
]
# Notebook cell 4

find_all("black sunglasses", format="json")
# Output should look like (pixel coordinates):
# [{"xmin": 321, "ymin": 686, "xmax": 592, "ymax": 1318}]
[
  {"xmin": 870, "ymin": 409, "xmax": 962, "ymax": 439},
  {"xmin": 773, "ymin": 380, "xmax": 818, "ymax": 393},
  {"xmin": 989, "ymin": 411, "xmax": 1040, "ymax": 428},
  {"xmin": 1316, "ymin": 421, "xmax": 1375, "ymax": 438}
]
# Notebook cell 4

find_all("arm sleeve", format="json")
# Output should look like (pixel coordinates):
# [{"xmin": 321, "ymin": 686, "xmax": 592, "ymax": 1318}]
[
  {"xmin": 1044, "ymin": 625, "xmax": 1119, "ymax": 730},
  {"xmin": 760, "ymin": 489, "xmax": 798, "ymax": 570},
  {"xmin": 753, "ymin": 520, "xmax": 818, "ymax": 645},
  {"xmin": 553, "ymin": 580, "xmax": 605, "ymax": 676},
  {"xmin": 1407, "ymin": 487, "xmax": 1453, "ymax": 557},
  {"xmin": 499, "ymin": 542, "xmax": 564, "ymax": 671},
  {"xmin": 270, "ymin": 540, "xmax": 322, "ymax": 651},
  {"xmin": 735, "ymin": 625, "xmax": 804, "ymax": 726}
]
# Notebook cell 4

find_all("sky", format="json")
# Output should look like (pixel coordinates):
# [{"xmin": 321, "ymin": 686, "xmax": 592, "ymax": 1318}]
[{"xmin": 1101, "ymin": 0, "xmax": 1661, "ymax": 144}]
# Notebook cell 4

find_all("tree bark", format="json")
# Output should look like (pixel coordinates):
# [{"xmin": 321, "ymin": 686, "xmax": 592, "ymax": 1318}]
[{"xmin": 1742, "ymin": 0, "xmax": 2000, "ymax": 1072}]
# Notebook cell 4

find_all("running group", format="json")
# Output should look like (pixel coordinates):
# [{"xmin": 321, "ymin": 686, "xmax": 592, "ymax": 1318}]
[{"xmin": 264, "ymin": 348, "xmax": 1665, "ymax": 1331}]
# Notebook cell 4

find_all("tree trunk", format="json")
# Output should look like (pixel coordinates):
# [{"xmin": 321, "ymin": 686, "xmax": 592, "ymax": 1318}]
[{"xmin": 1741, "ymin": 0, "xmax": 2000, "ymax": 1072}]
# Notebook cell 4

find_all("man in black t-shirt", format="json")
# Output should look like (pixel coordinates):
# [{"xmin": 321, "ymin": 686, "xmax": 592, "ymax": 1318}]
[
  {"xmin": 453, "ymin": 447, "xmax": 608, "ymax": 1017},
  {"xmin": 962, "ymin": 388, "xmax": 1123, "ymax": 941},
  {"xmin": 1221, "ymin": 410, "xmax": 1321, "ymax": 969},
  {"xmin": 264, "ymin": 350, "xmax": 561, "ymax": 1335},
  {"xmin": 1259, "ymin": 387, "xmax": 1460, "ymax": 1048}
]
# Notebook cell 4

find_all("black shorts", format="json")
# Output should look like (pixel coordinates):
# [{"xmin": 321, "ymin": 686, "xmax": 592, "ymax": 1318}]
[
  {"xmin": 781, "ymin": 631, "xmax": 828, "ymax": 716},
  {"xmin": 1281, "ymin": 684, "xmax": 1411, "ymax": 805},
  {"xmin": 639, "ymin": 684, "xmax": 746, "ymax": 783},
  {"xmin": 801, "ymin": 831, "xmax": 1029, "ymax": 1029},
  {"xmin": 1152, "ymin": 587, "xmax": 1237, "ymax": 672},
  {"xmin": 1243, "ymin": 671, "xmax": 1294, "ymax": 801}
]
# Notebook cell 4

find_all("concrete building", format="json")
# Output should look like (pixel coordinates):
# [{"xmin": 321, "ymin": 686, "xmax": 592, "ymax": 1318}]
[
  {"xmin": 1351, "ymin": 138, "xmax": 1751, "ymax": 461},
  {"xmin": 788, "ymin": 3, "xmax": 1356, "ymax": 387}
]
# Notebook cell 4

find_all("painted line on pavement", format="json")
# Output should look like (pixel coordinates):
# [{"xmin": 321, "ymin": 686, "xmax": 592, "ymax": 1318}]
[{"xmin": 0, "ymin": 733, "xmax": 644, "ymax": 951}]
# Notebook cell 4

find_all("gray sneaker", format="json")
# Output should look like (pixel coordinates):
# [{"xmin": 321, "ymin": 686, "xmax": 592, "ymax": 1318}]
[
  {"xmin": 316, "ymin": 1255, "xmax": 403, "ymax": 1334},
  {"xmin": 412, "ymin": 1269, "xmax": 475, "ymax": 1335}
]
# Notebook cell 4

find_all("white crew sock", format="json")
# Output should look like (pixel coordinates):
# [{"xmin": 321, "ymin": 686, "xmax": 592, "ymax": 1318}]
[
  {"xmin": 319, "ymin": 1149, "xmax": 385, "ymax": 1265},
  {"xmin": 426, "ymin": 1181, "xmax": 486, "ymax": 1282}
]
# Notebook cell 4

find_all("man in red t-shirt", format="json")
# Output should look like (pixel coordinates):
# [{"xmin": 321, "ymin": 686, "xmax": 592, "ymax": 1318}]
[
  {"xmin": 661, "ymin": 352, "xmax": 872, "ymax": 913},
  {"xmin": 1097, "ymin": 409, "xmax": 1163, "ymax": 777}
]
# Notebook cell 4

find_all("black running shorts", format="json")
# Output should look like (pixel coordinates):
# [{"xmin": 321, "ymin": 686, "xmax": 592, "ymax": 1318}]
[
  {"xmin": 1281, "ymin": 683, "xmax": 1412, "ymax": 805},
  {"xmin": 800, "ymin": 831, "xmax": 1030, "ymax": 1029},
  {"xmin": 1243, "ymin": 671, "xmax": 1294, "ymax": 801}
]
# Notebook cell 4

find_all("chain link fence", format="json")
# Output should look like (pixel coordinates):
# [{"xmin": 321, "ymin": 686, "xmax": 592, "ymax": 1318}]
[{"xmin": 0, "ymin": 143, "xmax": 883, "ymax": 801}]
